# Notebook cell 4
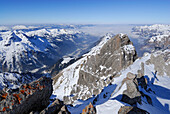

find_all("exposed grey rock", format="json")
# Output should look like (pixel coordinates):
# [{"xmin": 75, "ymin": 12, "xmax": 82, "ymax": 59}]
[
  {"xmin": 122, "ymin": 72, "xmax": 141, "ymax": 105},
  {"xmin": 0, "ymin": 76, "xmax": 52, "ymax": 114},
  {"xmin": 76, "ymin": 34, "xmax": 137, "ymax": 100},
  {"xmin": 118, "ymin": 106, "xmax": 149, "ymax": 114},
  {"xmin": 122, "ymin": 72, "xmax": 153, "ymax": 106},
  {"xmin": 149, "ymin": 51, "xmax": 170, "ymax": 76},
  {"xmin": 79, "ymin": 34, "xmax": 137, "ymax": 80},
  {"xmin": 40, "ymin": 99, "xmax": 70, "ymax": 114}
]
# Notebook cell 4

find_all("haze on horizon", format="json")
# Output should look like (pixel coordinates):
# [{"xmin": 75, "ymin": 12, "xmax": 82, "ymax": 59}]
[{"xmin": 0, "ymin": 0, "xmax": 170, "ymax": 25}]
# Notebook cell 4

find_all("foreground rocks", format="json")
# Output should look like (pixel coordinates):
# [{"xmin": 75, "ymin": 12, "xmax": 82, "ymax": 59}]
[
  {"xmin": 118, "ymin": 106, "xmax": 149, "ymax": 114},
  {"xmin": 82, "ymin": 102, "xmax": 96, "ymax": 114},
  {"xmin": 121, "ymin": 71, "xmax": 153, "ymax": 107},
  {"xmin": 0, "ymin": 76, "xmax": 52, "ymax": 114},
  {"xmin": 121, "ymin": 72, "xmax": 141, "ymax": 105},
  {"xmin": 40, "ymin": 99, "xmax": 70, "ymax": 114}
]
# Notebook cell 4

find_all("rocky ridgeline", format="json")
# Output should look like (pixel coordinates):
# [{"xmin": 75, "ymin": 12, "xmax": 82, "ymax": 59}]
[{"xmin": 0, "ymin": 77, "xmax": 52, "ymax": 114}]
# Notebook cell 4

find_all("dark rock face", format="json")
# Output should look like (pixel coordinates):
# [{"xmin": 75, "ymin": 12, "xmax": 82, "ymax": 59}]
[
  {"xmin": 82, "ymin": 102, "xmax": 96, "ymax": 114},
  {"xmin": 40, "ymin": 99, "xmax": 70, "ymax": 114},
  {"xmin": 118, "ymin": 106, "xmax": 149, "ymax": 114},
  {"xmin": 0, "ymin": 76, "xmax": 52, "ymax": 114}
]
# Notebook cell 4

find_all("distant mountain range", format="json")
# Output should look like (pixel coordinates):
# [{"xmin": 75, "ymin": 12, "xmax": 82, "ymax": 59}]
[{"xmin": 0, "ymin": 26, "xmax": 98, "ymax": 73}]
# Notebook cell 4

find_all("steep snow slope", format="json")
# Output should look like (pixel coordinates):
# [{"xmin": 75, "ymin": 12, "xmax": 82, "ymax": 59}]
[{"xmin": 0, "ymin": 27, "xmax": 97, "ymax": 73}]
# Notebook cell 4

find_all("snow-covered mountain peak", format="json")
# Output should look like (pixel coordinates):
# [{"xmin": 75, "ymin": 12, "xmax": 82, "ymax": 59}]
[
  {"xmin": 85, "ymin": 33, "xmax": 114, "ymax": 56},
  {"xmin": 26, "ymin": 29, "xmax": 50, "ymax": 37},
  {"xmin": 119, "ymin": 33, "xmax": 126, "ymax": 38}
]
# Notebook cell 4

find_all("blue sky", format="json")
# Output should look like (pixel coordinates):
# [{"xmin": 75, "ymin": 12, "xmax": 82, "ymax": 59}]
[{"xmin": 0, "ymin": 0, "xmax": 170, "ymax": 25}]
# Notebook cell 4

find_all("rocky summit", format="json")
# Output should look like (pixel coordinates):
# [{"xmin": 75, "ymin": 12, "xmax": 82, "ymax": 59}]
[{"xmin": 53, "ymin": 33, "xmax": 138, "ymax": 104}]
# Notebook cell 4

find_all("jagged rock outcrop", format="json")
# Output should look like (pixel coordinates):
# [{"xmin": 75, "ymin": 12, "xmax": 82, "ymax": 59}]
[
  {"xmin": 118, "ymin": 106, "xmax": 149, "ymax": 114},
  {"xmin": 0, "ymin": 76, "xmax": 52, "ymax": 114},
  {"xmin": 78, "ymin": 34, "xmax": 137, "ymax": 82},
  {"xmin": 53, "ymin": 34, "xmax": 138, "ymax": 104},
  {"xmin": 121, "ymin": 72, "xmax": 141, "ymax": 105},
  {"xmin": 82, "ymin": 102, "xmax": 96, "ymax": 114},
  {"xmin": 40, "ymin": 99, "xmax": 70, "ymax": 114},
  {"xmin": 121, "ymin": 71, "xmax": 153, "ymax": 106}
]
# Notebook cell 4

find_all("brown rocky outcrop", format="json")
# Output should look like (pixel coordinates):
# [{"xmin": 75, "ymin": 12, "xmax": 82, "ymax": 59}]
[
  {"xmin": 0, "ymin": 76, "xmax": 52, "ymax": 114},
  {"xmin": 82, "ymin": 102, "xmax": 96, "ymax": 114}
]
